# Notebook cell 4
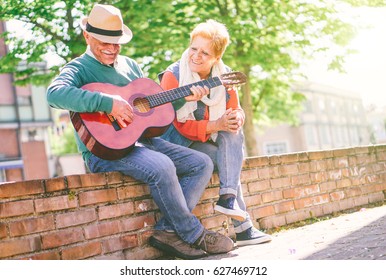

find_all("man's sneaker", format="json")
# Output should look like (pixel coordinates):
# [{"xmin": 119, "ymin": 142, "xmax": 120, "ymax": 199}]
[
  {"xmin": 236, "ymin": 227, "xmax": 272, "ymax": 246},
  {"xmin": 194, "ymin": 229, "xmax": 234, "ymax": 254},
  {"xmin": 214, "ymin": 196, "xmax": 247, "ymax": 221},
  {"xmin": 149, "ymin": 230, "xmax": 208, "ymax": 259}
]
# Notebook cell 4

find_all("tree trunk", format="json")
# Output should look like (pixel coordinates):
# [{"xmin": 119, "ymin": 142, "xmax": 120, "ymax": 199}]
[{"xmin": 241, "ymin": 67, "xmax": 258, "ymax": 156}]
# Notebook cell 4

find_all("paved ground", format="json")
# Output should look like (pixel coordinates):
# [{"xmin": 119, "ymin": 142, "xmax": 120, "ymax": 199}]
[{"xmin": 202, "ymin": 204, "xmax": 386, "ymax": 260}]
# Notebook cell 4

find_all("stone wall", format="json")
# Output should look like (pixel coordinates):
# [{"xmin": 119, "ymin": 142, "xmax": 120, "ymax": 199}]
[{"xmin": 1, "ymin": 145, "xmax": 385, "ymax": 260}]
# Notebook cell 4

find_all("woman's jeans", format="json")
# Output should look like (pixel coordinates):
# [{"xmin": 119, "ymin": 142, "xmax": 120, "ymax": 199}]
[
  {"xmin": 190, "ymin": 131, "xmax": 253, "ymax": 233},
  {"xmin": 87, "ymin": 137, "xmax": 214, "ymax": 244}
]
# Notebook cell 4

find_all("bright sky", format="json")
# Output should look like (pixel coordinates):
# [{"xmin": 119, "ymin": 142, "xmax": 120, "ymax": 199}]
[{"xmin": 304, "ymin": 6, "xmax": 386, "ymax": 107}]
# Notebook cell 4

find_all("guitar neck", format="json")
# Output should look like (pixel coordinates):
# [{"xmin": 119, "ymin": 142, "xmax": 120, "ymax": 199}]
[{"xmin": 146, "ymin": 77, "xmax": 223, "ymax": 108}]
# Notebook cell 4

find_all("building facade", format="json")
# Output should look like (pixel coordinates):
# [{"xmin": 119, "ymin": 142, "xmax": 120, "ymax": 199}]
[
  {"xmin": 256, "ymin": 82, "xmax": 371, "ymax": 155},
  {"xmin": 0, "ymin": 21, "xmax": 53, "ymax": 182}
]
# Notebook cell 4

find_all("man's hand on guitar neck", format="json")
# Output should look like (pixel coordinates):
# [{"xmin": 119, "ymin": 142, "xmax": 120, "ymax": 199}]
[{"xmin": 109, "ymin": 94, "xmax": 134, "ymax": 128}]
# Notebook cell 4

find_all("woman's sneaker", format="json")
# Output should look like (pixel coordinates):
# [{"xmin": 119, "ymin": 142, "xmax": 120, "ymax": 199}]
[
  {"xmin": 236, "ymin": 227, "xmax": 272, "ymax": 246},
  {"xmin": 214, "ymin": 196, "xmax": 247, "ymax": 221}
]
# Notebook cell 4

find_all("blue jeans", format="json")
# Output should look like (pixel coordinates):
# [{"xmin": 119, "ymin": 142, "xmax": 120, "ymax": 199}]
[
  {"xmin": 190, "ymin": 131, "xmax": 253, "ymax": 233},
  {"xmin": 87, "ymin": 137, "xmax": 214, "ymax": 244}
]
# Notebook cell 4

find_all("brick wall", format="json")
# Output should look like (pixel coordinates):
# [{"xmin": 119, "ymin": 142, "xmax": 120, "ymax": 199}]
[{"xmin": 1, "ymin": 145, "xmax": 385, "ymax": 260}]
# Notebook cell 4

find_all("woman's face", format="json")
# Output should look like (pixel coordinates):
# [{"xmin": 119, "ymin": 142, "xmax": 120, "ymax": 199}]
[{"xmin": 188, "ymin": 36, "xmax": 220, "ymax": 79}]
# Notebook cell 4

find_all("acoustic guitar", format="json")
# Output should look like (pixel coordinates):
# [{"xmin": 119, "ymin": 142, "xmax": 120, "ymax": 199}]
[{"xmin": 70, "ymin": 72, "xmax": 246, "ymax": 160}]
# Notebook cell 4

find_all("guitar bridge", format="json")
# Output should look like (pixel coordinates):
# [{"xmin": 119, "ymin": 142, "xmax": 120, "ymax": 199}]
[{"xmin": 107, "ymin": 114, "xmax": 121, "ymax": 131}]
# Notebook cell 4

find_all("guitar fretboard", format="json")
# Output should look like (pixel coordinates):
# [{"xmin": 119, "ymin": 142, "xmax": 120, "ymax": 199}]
[{"xmin": 146, "ymin": 77, "xmax": 222, "ymax": 108}]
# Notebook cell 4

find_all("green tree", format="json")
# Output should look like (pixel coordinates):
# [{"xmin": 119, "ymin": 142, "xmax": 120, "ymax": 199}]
[{"xmin": 1, "ymin": 0, "xmax": 384, "ymax": 155}]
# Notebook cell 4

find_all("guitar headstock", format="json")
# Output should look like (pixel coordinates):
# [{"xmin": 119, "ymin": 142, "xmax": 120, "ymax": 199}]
[{"xmin": 220, "ymin": 71, "xmax": 247, "ymax": 87}]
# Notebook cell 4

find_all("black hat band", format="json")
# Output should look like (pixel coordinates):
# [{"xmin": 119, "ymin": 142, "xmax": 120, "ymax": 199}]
[{"xmin": 86, "ymin": 22, "xmax": 123, "ymax": 37}]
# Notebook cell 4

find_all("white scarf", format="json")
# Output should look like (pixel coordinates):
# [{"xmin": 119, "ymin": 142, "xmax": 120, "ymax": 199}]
[{"xmin": 177, "ymin": 49, "xmax": 227, "ymax": 140}]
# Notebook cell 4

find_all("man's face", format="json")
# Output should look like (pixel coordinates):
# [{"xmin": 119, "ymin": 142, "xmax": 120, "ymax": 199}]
[{"xmin": 83, "ymin": 31, "xmax": 121, "ymax": 65}]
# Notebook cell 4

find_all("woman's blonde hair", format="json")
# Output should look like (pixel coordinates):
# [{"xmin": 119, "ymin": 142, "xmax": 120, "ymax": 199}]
[{"xmin": 190, "ymin": 19, "xmax": 230, "ymax": 58}]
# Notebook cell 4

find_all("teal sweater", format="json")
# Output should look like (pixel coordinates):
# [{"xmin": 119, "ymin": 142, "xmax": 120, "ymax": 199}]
[{"xmin": 46, "ymin": 53, "xmax": 143, "ymax": 164}]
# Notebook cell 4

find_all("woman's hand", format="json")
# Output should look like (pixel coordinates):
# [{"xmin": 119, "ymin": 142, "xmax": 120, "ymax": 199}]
[
  {"xmin": 208, "ymin": 108, "xmax": 245, "ymax": 134},
  {"xmin": 185, "ymin": 85, "xmax": 210, "ymax": 101}
]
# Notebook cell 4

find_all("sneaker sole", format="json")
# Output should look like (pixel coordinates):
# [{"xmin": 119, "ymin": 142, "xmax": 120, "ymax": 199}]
[
  {"xmin": 236, "ymin": 235, "xmax": 272, "ymax": 246},
  {"xmin": 149, "ymin": 236, "xmax": 207, "ymax": 260},
  {"xmin": 214, "ymin": 205, "xmax": 247, "ymax": 221}
]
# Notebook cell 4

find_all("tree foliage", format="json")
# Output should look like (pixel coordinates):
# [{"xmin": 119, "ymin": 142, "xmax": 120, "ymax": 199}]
[{"xmin": 1, "ymin": 0, "xmax": 383, "ymax": 155}]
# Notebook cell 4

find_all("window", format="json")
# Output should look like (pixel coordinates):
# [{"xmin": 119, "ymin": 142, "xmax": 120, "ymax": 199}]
[{"xmin": 264, "ymin": 142, "xmax": 288, "ymax": 155}]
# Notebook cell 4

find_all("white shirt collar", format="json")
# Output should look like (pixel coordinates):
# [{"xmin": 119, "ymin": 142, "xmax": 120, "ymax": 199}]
[{"xmin": 86, "ymin": 46, "xmax": 118, "ymax": 68}]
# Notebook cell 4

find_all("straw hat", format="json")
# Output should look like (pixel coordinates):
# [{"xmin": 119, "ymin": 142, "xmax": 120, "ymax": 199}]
[{"xmin": 80, "ymin": 4, "xmax": 132, "ymax": 44}]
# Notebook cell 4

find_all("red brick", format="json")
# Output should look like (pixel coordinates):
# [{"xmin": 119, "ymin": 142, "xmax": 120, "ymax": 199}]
[
  {"xmin": 106, "ymin": 171, "xmax": 124, "ymax": 185},
  {"xmin": 259, "ymin": 215, "xmax": 286, "ymax": 229},
  {"xmin": 310, "ymin": 171, "xmax": 328, "ymax": 183},
  {"xmin": 98, "ymin": 202, "xmax": 134, "ymax": 220},
  {"xmin": 248, "ymin": 180, "xmax": 270, "ymax": 193},
  {"xmin": 298, "ymin": 162, "xmax": 311, "ymax": 173},
  {"xmin": 257, "ymin": 167, "xmax": 270, "ymax": 179},
  {"xmin": 80, "ymin": 173, "xmax": 107, "ymax": 188},
  {"xmin": 135, "ymin": 199, "xmax": 158, "ymax": 213},
  {"xmin": 120, "ymin": 214, "xmax": 156, "ymax": 232},
  {"xmin": 201, "ymin": 186, "xmax": 219, "ymax": 201},
  {"xmin": 338, "ymin": 198, "xmax": 356, "ymax": 211},
  {"xmin": 211, "ymin": 172, "xmax": 220, "ymax": 185},
  {"xmin": 42, "ymin": 228, "xmax": 84, "ymax": 249},
  {"xmin": 56, "ymin": 209, "xmax": 97, "ymax": 229},
  {"xmin": 309, "ymin": 150, "xmax": 332, "ymax": 160},
  {"xmin": 244, "ymin": 194, "xmax": 262, "ymax": 208},
  {"xmin": 20, "ymin": 251, "xmax": 60, "ymax": 260},
  {"xmin": 278, "ymin": 164, "xmax": 298, "ymax": 176},
  {"xmin": 285, "ymin": 209, "xmax": 311, "ymax": 224},
  {"xmin": 0, "ymin": 180, "xmax": 44, "ymax": 199},
  {"xmin": 125, "ymin": 246, "xmax": 162, "ymax": 260},
  {"xmin": 84, "ymin": 220, "xmax": 121, "ymax": 239},
  {"xmin": 294, "ymin": 194, "xmax": 330, "ymax": 209},
  {"xmin": 9, "ymin": 215, "xmax": 55, "ymax": 237},
  {"xmin": 291, "ymin": 174, "xmax": 311, "ymax": 186},
  {"xmin": 35, "ymin": 195, "xmax": 78, "ymax": 213},
  {"xmin": 320, "ymin": 181, "xmax": 337, "ymax": 192},
  {"xmin": 336, "ymin": 178, "xmax": 351, "ymax": 188},
  {"xmin": 283, "ymin": 185, "xmax": 320, "ymax": 199},
  {"xmin": 310, "ymin": 161, "xmax": 328, "ymax": 172},
  {"xmin": 102, "ymin": 234, "xmax": 138, "ymax": 253},
  {"xmin": 0, "ymin": 237, "xmax": 41, "ymax": 258},
  {"xmin": 45, "ymin": 177, "xmax": 66, "ymax": 192},
  {"xmin": 62, "ymin": 241, "xmax": 102, "ymax": 260},
  {"xmin": 66, "ymin": 174, "xmax": 82, "ymax": 189},
  {"xmin": 79, "ymin": 188, "xmax": 117, "ymax": 206},
  {"xmin": 117, "ymin": 184, "xmax": 150, "ymax": 199},
  {"xmin": 139, "ymin": 230, "xmax": 154, "ymax": 246},
  {"xmin": 0, "ymin": 200, "xmax": 34, "ymax": 218},
  {"xmin": 261, "ymin": 190, "xmax": 283, "ymax": 203},
  {"xmin": 192, "ymin": 202, "xmax": 214, "ymax": 217},
  {"xmin": 201, "ymin": 214, "xmax": 228, "ymax": 230},
  {"xmin": 270, "ymin": 177, "xmax": 291, "ymax": 189},
  {"xmin": 240, "ymin": 169, "xmax": 258, "ymax": 183},
  {"xmin": 329, "ymin": 191, "xmax": 344, "ymax": 201},
  {"xmin": 252, "ymin": 205, "xmax": 275, "ymax": 219},
  {"xmin": 94, "ymin": 252, "xmax": 125, "ymax": 260},
  {"xmin": 280, "ymin": 154, "xmax": 299, "ymax": 164},
  {"xmin": 322, "ymin": 201, "xmax": 340, "ymax": 215},
  {"xmin": 244, "ymin": 156, "xmax": 269, "ymax": 168},
  {"xmin": 274, "ymin": 201, "xmax": 295, "ymax": 214},
  {"xmin": 268, "ymin": 155, "xmax": 281, "ymax": 165},
  {"xmin": 0, "ymin": 223, "xmax": 7, "ymax": 239}
]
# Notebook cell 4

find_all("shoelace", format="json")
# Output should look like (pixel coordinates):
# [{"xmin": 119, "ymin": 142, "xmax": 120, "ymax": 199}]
[{"xmin": 196, "ymin": 230, "xmax": 217, "ymax": 250}]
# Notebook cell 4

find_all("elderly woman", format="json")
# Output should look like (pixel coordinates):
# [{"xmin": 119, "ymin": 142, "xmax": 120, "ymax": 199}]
[{"xmin": 159, "ymin": 19, "xmax": 271, "ymax": 246}]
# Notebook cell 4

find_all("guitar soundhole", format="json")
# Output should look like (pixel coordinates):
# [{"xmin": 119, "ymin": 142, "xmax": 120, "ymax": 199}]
[{"xmin": 133, "ymin": 98, "xmax": 151, "ymax": 113}]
